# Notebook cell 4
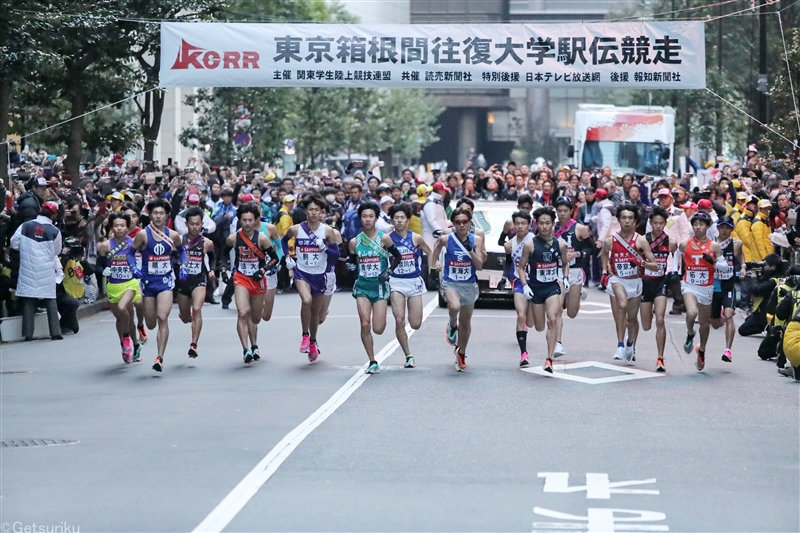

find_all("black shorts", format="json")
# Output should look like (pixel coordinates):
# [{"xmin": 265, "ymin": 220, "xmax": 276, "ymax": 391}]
[
  {"xmin": 529, "ymin": 282, "xmax": 561, "ymax": 305},
  {"xmin": 711, "ymin": 282, "xmax": 736, "ymax": 319},
  {"xmin": 641, "ymin": 277, "xmax": 668, "ymax": 303},
  {"xmin": 176, "ymin": 274, "xmax": 207, "ymax": 297}
]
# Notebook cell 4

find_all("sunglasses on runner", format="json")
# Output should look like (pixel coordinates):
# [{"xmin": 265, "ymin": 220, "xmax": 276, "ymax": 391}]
[{"xmin": 454, "ymin": 219, "xmax": 470, "ymax": 225}]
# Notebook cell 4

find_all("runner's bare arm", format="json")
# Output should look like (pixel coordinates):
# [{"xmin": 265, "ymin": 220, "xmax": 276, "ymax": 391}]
[
  {"xmin": 281, "ymin": 225, "xmax": 298, "ymax": 256},
  {"xmin": 132, "ymin": 230, "xmax": 147, "ymax": 251},
  {"xmin": 170, "ymin": 230, "xmax": 182, "ymax": 247},
  {"xmin": 734, "ymin": 239, "xmax": 746, "ymax": 278},
  {"xmin": 559, "ymin": 240, "xmax": 570, "ymax": 279},
  {"xmin": 431, "ymin": 235, "xmax": 447, "ymax": 270},
  {"xmin": 517, "ymin": 240, "xmax": 533, "ymax": 282},
  {"xmin": 97, "ymin": 240, "xmax": 109, "ymax": 256},
  {"xmin": 266, "ymin": 224, "xmax": 279, "ymax": 242},
  {"xmin": 412, "ymin": 232, "xmax": 433, "ymax": 257},
  {"xmin": 711, "ymin": 241, "xmax": 723, "ymax": 259},
  {"xmin": 669, "ymin": 240, "xmax": 678, "ymax": 254},
  {"xmin": 636, "ymin": 235, "xmax": 660, "ymax": 271},
  {"xmin": 471, "ymin": 235, "xmax": 485, "ymax": 269},
  {"xmin": 600, "ymin": 237, "xmax": 612, "ymax": 274},
  {"xmin": 576, "ymin": 223, "xmax": 591, "ymax": 241}
]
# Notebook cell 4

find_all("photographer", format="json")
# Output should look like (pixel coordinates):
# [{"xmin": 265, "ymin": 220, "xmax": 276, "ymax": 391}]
[
  {"xmin": 738, "ymin": 254, "xmax": 785, "ymax": 336},
  {"xmin": 773, "ymin": 273, "xmax": 800, "ymax": 380}
]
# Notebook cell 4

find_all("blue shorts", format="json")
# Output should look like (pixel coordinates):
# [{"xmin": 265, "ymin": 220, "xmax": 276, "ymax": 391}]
[
  {"xmin": 141, "ymin": 275, "xmax": 175, "ymax": 298},
  {"xmin": 511, "ymin": 278, "xmax": 525, "ymax": 295},
  {"xmin": 294, "ymin": 269, "xmax": 327, "ymax": 296}
]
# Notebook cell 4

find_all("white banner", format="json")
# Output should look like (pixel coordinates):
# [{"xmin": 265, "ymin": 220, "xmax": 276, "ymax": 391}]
[{"xmin": 160, "ymin": 22, "xmax": 705, "ymax": 89}]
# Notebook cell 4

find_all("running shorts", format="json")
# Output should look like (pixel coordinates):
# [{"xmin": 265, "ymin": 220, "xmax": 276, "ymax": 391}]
[
  {"xmin": 567, "ymin": 268, "xmax": 585, "ymax": 290},
  {"xmin": 389, "ymin": 276, "xmax": 426, "ymax": 298},
  {"xmin": 176, "ymin": 274, "xmax": 207, "ymax": 297},
  {"xmin": 608, "ymin": 275, "xmax": 643, "ymax": 299},
  {"xmin": 681, "ymin": 281, "xmax": 714, "ymax": 306},
  {"xmin": 234, "ymin": 271, "xmax": 266, "ymax": 297},
  {"xmin": 141, "ymin": 275, "xmax": 175, "ymax": 298},
  {"xmin": 711, "ymin": 283, "xmax": 736, "ymax": 319},
  {"xmin": 641, "ymin": 277, "xmax": 668, "ymax": 303},
  {"xmin": 107, "ymin": 279, "xmax": 141, "ymax": 305},
  {"xmin": 352, "ymin": 279, "xmax": 390, "ymax": 304},
  {"xmin": 266, "ymin": 273, "xmax": 278, "ymax": 291},
  {"xmin": 529, "ymin": 282, "xmax": 562, "ymax": 305},
  {"xmin": 294, "ymin": 269, "xmax": 327, "ymax": 296},
  {"xmin": 511, "ymin": 278, "xmax": 525, "ymax": 294},
  {"xmin": 440, "ymin": 279, "xmax": 480, "ymax": 306},
  {"xmin": 324, "ymin": 271, "xmax": 336, "ymax": 296}
]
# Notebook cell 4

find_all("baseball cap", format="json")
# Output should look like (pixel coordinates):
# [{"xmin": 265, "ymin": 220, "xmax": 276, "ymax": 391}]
[
  {"xmin": 697, "ymin": 199, "xmax": 713, "ymax": 210},
  {"xmin": 240, "ymin": 194, "xmax": 254, "ymax": 203},
  {"xmin": 282, "ymin": 194, "xmax": 296, "ymax": 203},
  {"xmin": 732, "ymin": 179, "xmax": 742, "ymax": 190},
  {"xmin": 758, "ymin": 199, "xmax": 772, "ymax": 209},
  {"xmin": 379, "ymin": 196, "xmax": 394, "ymax": 206},
  {"xmin": 416, "ymin": 184, "xmax": 433, "ymax": 196},
  {"xmin": 432, "ymin": 182, "xmax": 447, "ymax": 192},
  {"xmin": 594, "ymin": 188, "xmax": 608, "ymax": 199},
  {"xmin": 34, "ymin": 177, "xmax": 48, "ymax": 187},
  {"xmin": 657, "ymin": 188, "xmax": 671, "ymax": 197},
  {"xmin": 736, "ymin": 191, "xmax": 748, "ymax": 200},
  {"xmin": 106, "ymin": 191, "xmax": 125, "ymax": 202},
  {"xmin": 41, "ymin": 201, "xmax": 59, "ymax": 214},
  {"xmin": 680, "ymin": 201, "xmax": 697, "ymax": 210},
  {"xmin": 717, "ymin": 215, "xmax": 735, "ymax": 227},
  {"xmin": 265, "ymin": 172, "xmax": 276, "ymax": 182},
  {"xmin": 187, "ymin": 193, "xmax": 200, "ymax": 203}
]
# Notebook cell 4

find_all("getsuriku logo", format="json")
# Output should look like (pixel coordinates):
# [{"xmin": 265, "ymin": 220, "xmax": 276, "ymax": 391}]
[{"xmin": 171, "ymin": 39, "xmax": 260, "ymax": 70}]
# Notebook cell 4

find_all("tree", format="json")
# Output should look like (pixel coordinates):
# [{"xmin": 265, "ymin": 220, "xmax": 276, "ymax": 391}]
[{"xmin": 762, "ymin": 27, "xmax": 800, "ymax": 156}]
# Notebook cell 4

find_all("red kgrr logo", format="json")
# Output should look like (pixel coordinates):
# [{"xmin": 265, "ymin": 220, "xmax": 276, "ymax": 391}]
[{"xmin": 171, "ymin": 39, "xmax": 260, "ymax": 70}]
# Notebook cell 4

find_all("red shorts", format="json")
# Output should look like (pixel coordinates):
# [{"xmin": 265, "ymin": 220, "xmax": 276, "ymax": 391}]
[{"xmin": 233, "ymin": 271, "xmax": 266, "ymax": 296}]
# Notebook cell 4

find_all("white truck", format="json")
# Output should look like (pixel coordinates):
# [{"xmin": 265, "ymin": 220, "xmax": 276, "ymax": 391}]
[{"xmin": 569, "ymin": 104, "xmax": 675, "ymax": 177}]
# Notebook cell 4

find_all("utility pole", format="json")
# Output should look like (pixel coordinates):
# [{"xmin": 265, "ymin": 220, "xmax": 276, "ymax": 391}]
[
  {"xmin": 715, "ymin": 1, "xmax": 724, "ymax": 155},
  {"xmin": 757, "ymin": 0, "xmax": 769, "ymax": 127}
]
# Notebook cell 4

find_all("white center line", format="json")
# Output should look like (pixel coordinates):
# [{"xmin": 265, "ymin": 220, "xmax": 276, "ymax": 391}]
[{"xmin": 192, "ymin": 296, "xmax": 439, "ymax": 533}]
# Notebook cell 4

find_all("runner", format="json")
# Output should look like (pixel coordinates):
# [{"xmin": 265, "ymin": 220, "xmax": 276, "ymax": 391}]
[
  {"xmin": 220, "ymin": 202, "xmax": 279, "ymax": 364},
  {"xmin": 677, "ymin": 212, "xmax": 725, "ymax": 371},
  {"xmin": 318, "ymin": 225, "xmax": 345, "ymax": 326},
  {"xmin": 432, "ymin": 207, "xmax": 486, "ymax": 372},
  {"xmin": 258, "ymin": 208, "xmax": 282, "ymax": 326},
  {"xmin": 498, "ymin": 194, "xmax": 536, "ymax": 245},
  {"xmin": 600, "ymin": 204, "xmax": 660, "ymax": 363},
  {"xmin": 281, "ymin": 196, "xmax": 340, "ymax": 362},
  {"xmin": 517, "ymin": 207, "xmax": 569, "ymax": 373},
  {"xmin": 388, "ymin": 203, "xmax": 433, "ymax": 369},
  {"xmin": 497, "ymin": 210, "xmax": 534, "ymax": 366},
  {"xmin": 176, "ymin": 207, "xmax": 216, "ymax": 360},
  {"xmin": 122, "ymin": 202, "xmax": 146, "ymax": 353},
  {"xmin": 348, "ymin": 202, "xmax": 403, "ymax": 374},
  {"xmin": 133, "ymin": 198, "xmax": 186, "ymax": 372},
  {"xmin": 710, "ymin": 215, "xmax": 746, "ymax": 363},
  {"xmin": 554, "ymin": 196, "xmax": 590, "ymax": 357},
  {"xmin": 97, "ymin": 212, "xmax": 141, "ymax": 363},
  {"xmin": 639, "ymin": 207, "xmax": 677, "ymax": 372}
]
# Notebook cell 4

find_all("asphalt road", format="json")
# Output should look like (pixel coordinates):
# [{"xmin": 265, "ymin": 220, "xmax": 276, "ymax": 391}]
[{"xmin": 1, "ymin": 288, "xmax": 798, "ymax": 533}]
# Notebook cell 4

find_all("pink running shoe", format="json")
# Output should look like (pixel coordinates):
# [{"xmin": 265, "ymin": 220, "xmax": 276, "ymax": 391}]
[
  {"xmin": 121, "ymin": 336, "xmax": 133, "ymax": 364},
  {"xmin": 299, "ymin": 335, "xmax": 310, "ymax": 353},
  {"xmin": 519, "ymin": 351, "xmax": 529, "ymax": 367},
  {"xmin": 308, "ymin": 342, "xmax": 320, "ymax": 363},
  {"xmin": 722, "ymin": 349, "xmax": 732, "ymax": 363}
]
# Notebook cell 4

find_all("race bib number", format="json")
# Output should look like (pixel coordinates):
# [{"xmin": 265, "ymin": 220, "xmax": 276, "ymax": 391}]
[
  {"xmin": 716, "ymin": 260, "xmax": 734, "ymax": 280},
  {"xmin": 147, "ymin": 255, "xmax": 171, "ymax": 276},
  {"xmin": 614, "ymin": 261, "xmax": 637, "ymax": 278},
  {"xmin": 447, "ymin": 259, "xmax": 473, "ymax": 281},
  {"xmin": 358, "ymin": 255, "xmax": 381, "ymax": 278},
  {"xmin": 110, "ymin": 257, "xmax": 131, "ymax": 279},
  {"xmin": 238, "ymin": 256, "xmax": 259, "ymax": 276},
  {"xmin": 186, "ymin": 255, "xmax": 204, "ymax": 276},
  {"xmin": 686, "ymin": 268, "xmax": 710, "ymax": 285},
  {"xmin": 395, "ymin": 252, "xmax": 417, "ymax": 275},
  {"xmin": 296, "ymin": 241, "xmax": 325, "ymax": 268},
  {"xmin": 535, "ymin": 261, "xmax": 558, "ymax": 283}
]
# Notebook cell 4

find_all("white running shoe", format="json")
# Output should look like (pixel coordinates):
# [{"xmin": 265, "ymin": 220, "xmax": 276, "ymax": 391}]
[
  {"xmin": 553, "ymin": 342, "xmax": 565, "ymax": 358},
  {"xmin": 580, "ymin": 288, "xmax": 588, "ymax": 301},
  {"xmin": 624, "ymin": 344, "xmax": 634, "ymax": 363},
  {"xmin": 613, "ymin": 346, "xmax": 625, "ymax": 360}
]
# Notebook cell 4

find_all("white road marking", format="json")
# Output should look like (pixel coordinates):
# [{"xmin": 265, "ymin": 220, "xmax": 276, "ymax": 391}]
[
  {"xmin": 521, "ymin": 361, "xmax": 666, "ymax": 384},
  {"xmin": 533, "ymin": 507, "xmax": 668, "ymax": 532},
  {"xmin": 192, "ymin": 296, "xmax": 439, "ymax": 533},
  {"xmin": 538, "ymin": 473, "xmax": 659, "ymax": 499}
]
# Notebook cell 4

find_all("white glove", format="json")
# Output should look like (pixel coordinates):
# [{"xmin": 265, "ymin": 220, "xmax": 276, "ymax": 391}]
[
  {"xmin": 102, "ymin": 267, "xmax": 112, "ymax": 277},
  {"xmin": 562, "ymin": 276, "xmax": 570, "ymax": 292},
  {"xmin": 523, "ymin": 284, "xmax": 535, "ymax": 300},
  {"xmin": 285, "ymin": 256, "xmax": 296, "ymax": 270}
]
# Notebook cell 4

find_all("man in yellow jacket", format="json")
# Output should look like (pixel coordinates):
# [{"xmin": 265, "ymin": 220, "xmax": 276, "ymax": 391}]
[
  {"xmin": 730, "ymin": 191, "xmax": 748, "ymax": 224},
  {"xmin": 732, "ymin": 196, "xmax": 757, "ymax": 262},
  {"xmin": 750, "ymin": 198, "xmax": 773, "ymax": 262}
]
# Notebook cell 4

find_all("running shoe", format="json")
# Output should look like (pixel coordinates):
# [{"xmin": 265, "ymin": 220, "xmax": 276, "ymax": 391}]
[
  {"xmin": 308, "ymin": 343, "xmax": 319, "ymax": 363},
  {"xmin": 446, "ymin": 324, "xmax": 458, "ymax": 346},
  {"xmin": 121, "ymin": 336, "xmax": 133, "ymax": 364},
  {"xmin": 695, "ymin": 349, "xmax": 705, "ymax": 371},
  {"xmin": 543, "ymin": 357, "xmax": 554, "ymax": 374},
  {"xmin": 404, "ymin": 355, "xmax": 416, "ymax": 368},
  {"xmin": 722, "ymin": 349, "xmax": 732, "ymax": 363},
  {"xmin": 656, "ymin": 357, "xmax": 666, "ymax": 373},
  {"xmin": 152, "ymin": 356, "xmax": 163, "ymax": 372},
  {"xmin": 365, "ymin": 361, "xmax": 380, "ymax": 374},
  {"xmin": 519, "ymin": 351, "xmax": 529, "ymax": 367},
  {"xmin": 613, "ymin": 346, "xmax": 625, "ymax": 360},
  {"xmin": 188, "ymin": 343, "xmax": 198, "ymax": 359},
  {"xmin": 778, "ymin": 365, "xmax": 793, "ymax": 378},
  {"xmin": 624, "ymin": 344, "xmax": 634, "ymax": 363},
  {"xmin": 243, "ymin": 349, "xmax": 253, "ymax": 365},
  {"xmin": 299, "ymin": 335, "xmax": 310, "ymax": 353},
  {"xmin": 132, "ymin": 344, "xmax": 142, "ymax": 363},
  {"xmin": 251, "ymin": 345, "xmax": 260, "ymax": 362},
  {"xmin": 684, "ymin": 330, "xmax": 696, "ymax": 354},
  {"xmin": 455, "ymin": 350, "xmax": 467, "ymax": 372},
  {"xmin": 138, "ymin": 325, "xmax": 148, "ymax": 345},
  {"xmin": 553, "ymin": 342, "xmax": 565, "ymax": 358},
  {"xmin": 580, "ymin": 288, "xmax": 588, "ymax": 301}
]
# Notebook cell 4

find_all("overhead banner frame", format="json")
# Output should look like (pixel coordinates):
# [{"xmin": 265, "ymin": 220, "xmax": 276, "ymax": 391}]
[{"xmin": 160, "ymin": 22, "xmax": 706, "ymax": 89}]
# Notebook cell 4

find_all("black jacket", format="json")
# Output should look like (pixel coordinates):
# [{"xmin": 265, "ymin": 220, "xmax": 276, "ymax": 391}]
[{"xmin": 16, "ymin": 190, "xmax": 43, "ymax": 223}]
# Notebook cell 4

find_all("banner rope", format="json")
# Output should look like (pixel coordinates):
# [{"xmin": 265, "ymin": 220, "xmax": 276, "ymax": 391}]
[{"xmin": 706, "ymin": 88, "xmax": 799, "ymax": 147}]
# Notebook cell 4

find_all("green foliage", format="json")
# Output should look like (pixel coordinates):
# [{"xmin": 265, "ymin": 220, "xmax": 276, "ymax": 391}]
[{"xmin": 762, "ymin": 27, "xmax": 800, "ymax": 155}]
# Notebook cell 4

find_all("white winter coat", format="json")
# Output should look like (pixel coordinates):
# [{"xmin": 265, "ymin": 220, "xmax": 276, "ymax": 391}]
[{"xmin": 10, "ymin": 216, "xmax": 63, "ymax": 299}]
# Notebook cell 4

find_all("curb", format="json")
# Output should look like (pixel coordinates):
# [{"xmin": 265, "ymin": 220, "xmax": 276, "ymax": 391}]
[{"xmin": 77, "ymin": 298, "xmax": 109, "ymax": 320}]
